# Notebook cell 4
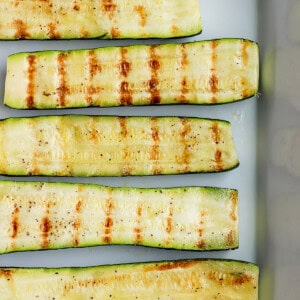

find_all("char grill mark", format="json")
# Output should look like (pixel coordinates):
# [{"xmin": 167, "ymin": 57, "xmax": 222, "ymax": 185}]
[
  {"xmin": 180, "ymin": 44, "xmax": 189, "ymax": 103},
  {"xmin": 103, "ymin": 197, "xmax": 114, "ymax": 243},
  {"xmin": 148, "ymin": 46, "xmax": 161, "ymax": 104},
  {"xmin": 119, "ymin": 48, "xmax": 132, "ymax": 105},
  {"xmin": 57, "ymin": 53, "xmax": 70, "ymax": 107},
  {"xmin": 26, "ymin": 55, "xmax": 37, "ymax": 108},
  {"xmin": 211, "ymin": 122, "xmax": 223, "ymax": 171},
  {"xmin": 210, "ymin": 41, "xmax": 219, "ymax": 103}
]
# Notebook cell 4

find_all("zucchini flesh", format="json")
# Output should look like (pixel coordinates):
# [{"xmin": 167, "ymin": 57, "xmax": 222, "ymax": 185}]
[
  {"xmin": 0, "ymin": 259, "xmax": 259, "ymax": 299},
  {"xmin": 0, "ymin": 116, "xmax": 239, "ymax": 176},
  {"xmin": 0, "ymin": 181, "xmax": 238, "ymax": 254},
  {"xmin": 4, "ymin": 39, "xmax": 259, "ymax": 109},
  {"xmin": 0, "ymin": 0, "xmax": 201, "ymax": 40}
]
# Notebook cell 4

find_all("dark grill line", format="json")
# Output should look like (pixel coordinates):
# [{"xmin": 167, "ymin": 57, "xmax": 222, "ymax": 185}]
[
  {"xmin": 73, "ymin": 200, "xmax": 82, "ymax": 246},
  {"xmin": 148, "ymin": 46, "xmax": 161, "ymax": 104},
  {"xmin": 134, "ymin": 205, "xmax": 142, "ymax": 244},
  {"xmin": 86, "ymin": 50, "xmax": 102, "ymax": 105},
  {"xmin": 118, "ymin": 117, "xmax": 131, "ymax": 175},
  {"xmin": 40, "ymin": 203, "xmax": 51, "ymax": 248},
  {"xmin": 26, "ymin": 55, "xmax": 37, "ymax": 108},
  {"xmin": 211, "ymin": 122, "xmax": 223, "ymax": 171},
  {"xmin": 180, "ymin": 44, "xmax": 189, "ymax": 103},
  {"xmin": 180, "ymin": 118, "xmax": 191, "ymax": 172},
  {"xmin": 210, "ymin": 41, "xmax": 219, "ymax": 103},
  {"xmin": 119, "ymin": 48, "xmax": 132, "ymax": 105},
  {"xmin": 150, "ymin": 118, "xmax": 161, "ymax": 174},
  {"xmin": 57, "ymin": 53, "xmax": 69, "ymax": 107},
  {"xmin": 103, "ymin": 197, "xmax": 114, "ymax": 243}
]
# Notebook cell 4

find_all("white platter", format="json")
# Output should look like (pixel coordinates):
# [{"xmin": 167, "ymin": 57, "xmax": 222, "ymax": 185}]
[{"xmin": 0, "ymin": 0, "xmax": 258, "ymax": 268}]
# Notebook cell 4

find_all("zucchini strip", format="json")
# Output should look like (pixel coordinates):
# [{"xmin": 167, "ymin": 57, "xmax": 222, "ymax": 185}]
[
  {"xmin": 0, "ymin": 181, "xmax": 238, "ymax": 254},
  {"xmin": 0, "ymin": 0, "xmax": 201, "ymax": 40},
  {"xmin": 0, "ymin": 259, "xmax": 259, "ymax": 299},
  {"xmin": 4, "ymin": 39, "xmax": 259, "ymax": 109},
  {"xmin": 0, "ymin": 115, "xmax": 239, "ymax": 177}
]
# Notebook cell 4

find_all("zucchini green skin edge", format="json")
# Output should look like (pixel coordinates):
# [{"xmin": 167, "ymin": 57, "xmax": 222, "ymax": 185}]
[
  {"xmin": 0, "ymin": 180, "xmax": 238, "ymax": 254},
  {"xmin": 0, "ymin": 0, "xmax": 201, "ymax": 40},
  {"xmin": 4, "ymin": 39, "xmax": 259, "ymax": 109},
  {"xmin": 0, "ymin": 259, "xmax": 259, "ymax": 299},
  {"xmin": 0, "ymin": 115, "xmax": 239, "ymax": 177}
]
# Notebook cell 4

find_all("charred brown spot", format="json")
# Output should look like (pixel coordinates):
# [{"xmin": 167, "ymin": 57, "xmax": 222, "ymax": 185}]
[
  {"xmin": 0, "ymin": 269, "xmax": 15, "ymax": 280},
  {"xmin": 172, "ymin": 25, "xmax": 179, "ymax": 34},
  {"xmin": 73, "ymin": 4, "xmax": 80, "ymax": 11},
  {"xmin": 76, "ymin": 201, "xmax": 82, "ymax": 213},
  {"xmin": 89, "ymin": 50, "xmax": 102, "ymax": 78},
  {"xmin": 148, "ymin": 78, "xmax": 160, "ymax": 104},
  {"xmin": 110, "ymin": 27, "xmax": 120, "ymax": 38},
  {"xmin": 181, "ymin": 44, "xmax": 188, "ymax": 67},
  {"xmin": 137, "ymin": 206, "xmax": 142, "ymax": 217},
  {"xmin": 214, "ymin": 150, "xmax": 223, "ymax": 171},
  {"xmin": 180, "ymin": 77, "xmax": 189, "ymax": 103},
  {"xmin": 120, "ymin": 61, "xmax": 131, "ymax": 77},
  {"xmin": 26, "ymin": 55, "xmax": 37, "ymax": 108},
  {"xmin": 134, "ymin": 205, "xmax": 142, "ymax": 243},
  {"xmin": 86, "ymin": 86, "xmax": 101, "ymax": 105},
  {"xmin": 11, "ymin": 204, "xmax": 19, "ymax": 239},
  {"xmin": 57, "ymin": 53, "xmax": 70, "ymax": 107},
  {"xmin": 120, "ymin": 81, "xmax": 132, "ymax": 105},
  {"xmin": 134, "ymin": 5, "xmax": 147, "ymax": 27},
  {"xmin": 88, "ymin": 121, "xmax": 99, "ymax": 142},
  {"xmin": 122, "ymin": 165, "xmax": 132, "ymax": 176},
  {"xmin": 105, "ymin": 217, "xmax": 113, "ymax": 229},
  {"xmin": 102, "ymin": 0, "xmax": 117, "ymax": 19},
  {"xmin": 151, "ymin": 145, "xmax": 159, "ymax": 161},
  {"xmin": 146, "ymin": 261, "xmax": 197, "ymax": 272},
  {"xmin": 208, "ymin": 270, "xmax": 252, "ymax": 286},
  {"xmin": 13, "ymin": 19, "xmax": 29, "ymax": 39},
  {"xmin": 40, "ymin": 217, "xmax": 51, "ymax": 248},
  {"xmin": 48, "ymin": 23, "xmax": 60, "ymax": 39},
  {"xmin": 197, "ymin": 239, "xmax": 206, "ymax": 249},
  {"xmin": 119, "ymin": 52, "xmax": 131, "ymax": 78},
  {"xmin": 149, "ymin": 59, "xmax": 160, "ymax": 71},
  {"xmin": 209, "ymin": 75, "xmax": 219, "ymax": 94},
  {"xmin": 232, "ymin": 273, "xmax": 252, "ymax": 285},
  {"xmin": 151, "ymin": 127, "xmax": 159, "ymax": 142},
  {"xmin": 73, "ymin": 219, "xmax": 81, "ymax": 246},
  {"xmin": 227, "ymin": 230, "xmax": 235, "ymax": 246},
  {"xmin": 166, "ymin": 209, "xmax": 173, "ymax": 234}
]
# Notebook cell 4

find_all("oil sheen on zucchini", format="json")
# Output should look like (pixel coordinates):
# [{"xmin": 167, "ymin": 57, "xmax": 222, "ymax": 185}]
[
  {"xmin": 0, "ymin": 259, "xmax": 259, "ymax": 299},
  {"xmin": 0, "ymin": 180, "xmax": 238, "ymax": 254},
  {"xmin": 0, "ymin": 115, "xmax": 239, "ymax": 177},
  {"xmin": 0, "ymin": 0, "xmax": 201, "ymax": 40},
  {"xmin": 4, "ymin": 39, "xmax": 259, "ymax": 109}
]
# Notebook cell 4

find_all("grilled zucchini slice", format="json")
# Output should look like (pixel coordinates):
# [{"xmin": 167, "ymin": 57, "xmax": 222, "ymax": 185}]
[
  {"xmin": 0, "ymin": 0, "xmax": 201, "ymax": 40},
  {"xmin": 0, "ymin": 180, "xmax": 238, "ymax": 254},
  {"xmin": 0, "ymin": 259, "xmax": 259, "ymax": 299},
  {"xmin": 0, "ymin": 115, "xmax": 239, "ymax": 177},
  {"xmin": 4, "ymin": 39, "xmax": 259, "ymax": 109}
]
